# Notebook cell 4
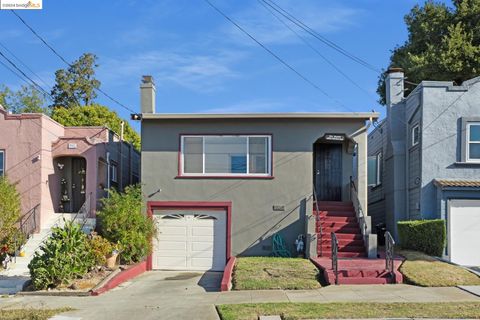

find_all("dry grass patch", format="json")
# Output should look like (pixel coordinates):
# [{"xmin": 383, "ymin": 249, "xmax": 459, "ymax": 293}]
[
  {"xmin": 0, "ymin": 307, "xmax": 73, "ymax": 320},
  {"xmin": 399, "ymin": 249, "xmax": 480, "ymax": 287},
  {"xmin": 217, "ymin": 302, "xmax": 480, "ymax": 320},
  {"xmin": 232, "ymin": 257, "xmax": 321, "ymax": 290}
]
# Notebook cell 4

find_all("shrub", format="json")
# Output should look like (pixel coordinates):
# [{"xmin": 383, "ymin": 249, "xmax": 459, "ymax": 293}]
[
  {"xmin": 98, "ymin": 185, "xmax": 156, "ymax": 264},
  {"xmin": 88, "ymin": 235, "xmax": 114, "ymax": 266},
  {"xmin": 0, "ymin": 176, "xmax": 21, "ymax": 250},
  {"xmin": 397, "ymin": 219, "xmax": 446, "ymax": 256},
  {"xmin": 28, "ymin": 220, "xmax": 95, "ymax": 290}
]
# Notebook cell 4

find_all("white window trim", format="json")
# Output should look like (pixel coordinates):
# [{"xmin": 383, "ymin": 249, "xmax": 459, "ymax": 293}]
[
  {"xmin": 0, "ymin": 150, "xmax": 4, "ymax": 176},
  {"xmin": 110, "ymin": 162, "xmax": 118, "ymax": 182},
  {"xmin": 180, "ymin": 135, "xmax": 272, "ymax": 177},
  {"xmin": 466, "ymin": 122, "xmax": 480, "ymax": 163},
  {"xmin": 411, "ymin": 124, "xmax": 419, "ymax": 147}
]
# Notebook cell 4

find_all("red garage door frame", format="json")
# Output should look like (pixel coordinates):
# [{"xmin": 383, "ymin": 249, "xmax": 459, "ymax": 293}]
[{"xmin": 146, "ymin": 201, "xmax": 232, "ymax": 271}]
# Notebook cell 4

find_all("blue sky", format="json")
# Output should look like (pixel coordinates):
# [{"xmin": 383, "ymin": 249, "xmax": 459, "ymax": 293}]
[{"xmin": 0, "ymin": 0, "xmax": 442, "ymax": 131}]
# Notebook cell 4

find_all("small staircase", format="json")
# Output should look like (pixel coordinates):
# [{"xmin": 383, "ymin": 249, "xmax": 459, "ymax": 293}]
[
  {"xmin": 316, "ymin": 201, "xmax": 366, "ymax": 258},
  {"xmin": 313, "ymin": 201, "xmax": 402, "ymax": 285},
  {"xmin": 0, "ymin": 213, "xmax": 96, "ymax": 294}
]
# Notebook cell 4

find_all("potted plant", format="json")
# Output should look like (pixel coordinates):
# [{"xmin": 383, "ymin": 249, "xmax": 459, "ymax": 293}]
[{"xmin": 106, "ymin": 247, "xmax": 120, "ymax": 269}]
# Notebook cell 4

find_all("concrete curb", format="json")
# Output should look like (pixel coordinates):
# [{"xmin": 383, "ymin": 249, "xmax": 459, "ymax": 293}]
[
  {"xmin": 220, "ymin": 257, "xmax": 236, "ymax": 291},
  {"xmin": 90, "ymin": 261, "xmax": 147, "ymax": 296}
]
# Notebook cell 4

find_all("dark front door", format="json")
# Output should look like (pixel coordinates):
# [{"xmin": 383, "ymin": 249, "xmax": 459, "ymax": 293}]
[
  {"xmin": 71, "ymin": 157, "xmax": 86, "ymax": 212},
  {"xmin": 314, "ymin": 143, "xmax": 342, "ymax": 201}
]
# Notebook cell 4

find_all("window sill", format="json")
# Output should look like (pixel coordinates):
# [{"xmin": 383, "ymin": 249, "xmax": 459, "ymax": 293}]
[
  {"xmin": 369, "ymin": 183, "xmax": 382, "ymax": 190},
  {"xmin": 454, "ymin": 162, "xmax": 480, "ymax": 166},
  {"xmin": 175, "ymin": 175, "xmax": 275, "ymax": 180}
]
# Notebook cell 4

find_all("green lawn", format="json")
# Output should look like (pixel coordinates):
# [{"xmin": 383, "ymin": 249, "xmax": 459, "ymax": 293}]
[
  {"xmin": 399, "ymin": 250, "xmax": 480, "ymax": 287},
  {"xmin": 217, "ymin": 302, "xmax": 480, "ymax": 320},
  {"xmin": 232, "ymin": 257, "xmax": 322, "ymax": 290},
  {"xmin": 0, "ymin": 308, "xmax": 73, "ymax": 320}
]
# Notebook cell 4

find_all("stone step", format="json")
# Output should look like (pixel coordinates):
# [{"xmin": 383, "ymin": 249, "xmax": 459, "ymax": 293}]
[
  {"xmin": 321, "ymin": 227, "xmax": 361, "ymax": 234},
  {"xmin": 319, "ymin": 216, "xmax": 357, "ymax": 223},
  {"xmin": 319, "ymin": 221, "xmax": 359, "ymax": 228},
  {"xmin": 321, "ymin": 251, "xmax": 367, "ymax": 258},
  {"xmin": 336, "ymin": 276, "xmax": 390, "ymax": 285},
  {"xmin": 317, "ymin": 205, "xmax": 355, "ymax": 212},
  {"xmin": 316, "ymin": 201, "xmax": 353, "ymax": 207},
  {"xmin": 0, "ymin": 277, "xmax": 29, "ymax": 294},
  {"xmin": 319, "ymin": 238, "xmax": 364, "ymax": 246},
  {"xmin": 317, "ymin": 211, "xmax": 356, "ymax": 217},
  {"xmin": 319, "ymin": 244, "xmax": 365, "ymax": 253},
  {"xmin": 321, "ymin": 233, "xmax": 363, "ymax": 241}
]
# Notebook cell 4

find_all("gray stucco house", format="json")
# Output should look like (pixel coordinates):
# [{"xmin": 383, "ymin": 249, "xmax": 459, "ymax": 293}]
[
  {"xmin": 368, "ymin": 68, "xmax": 480, "ymax": 266},
  {"xmin": 139, "ymin": 76, "xmax": 380, "ymax": 274}
]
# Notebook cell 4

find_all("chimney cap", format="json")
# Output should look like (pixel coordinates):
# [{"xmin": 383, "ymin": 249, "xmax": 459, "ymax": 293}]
[
  {"xmin": 142, "ymin": 75, "xmax": 154, "ymax": 84},
  {"xmin": 387, "ymin": 67, "xmax": 403, "ymax": 74}
]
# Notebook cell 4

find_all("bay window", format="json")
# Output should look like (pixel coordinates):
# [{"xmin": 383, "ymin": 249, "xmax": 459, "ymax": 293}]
[{"xmin": 181, "ymin": 135, "xmax": 271, "ymax": 176}]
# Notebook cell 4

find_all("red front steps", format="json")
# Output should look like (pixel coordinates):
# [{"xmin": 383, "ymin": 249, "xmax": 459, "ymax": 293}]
[
  {"xmin": 311, "ymin": 256, "xmax": 404, "ymax": 285},
  {"xmin": 314, "ymin": 201, "xmax": 402, "ymax": 284}
]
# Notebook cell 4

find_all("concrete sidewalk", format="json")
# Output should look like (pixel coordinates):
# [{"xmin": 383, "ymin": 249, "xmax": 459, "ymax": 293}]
[
  {"xmin": 216, "ymin": 284, "xmax": 480, "ymax": 304},
  {"xmin": 0, "ymin": 272, "xmax": 478, "ymax": 320}
]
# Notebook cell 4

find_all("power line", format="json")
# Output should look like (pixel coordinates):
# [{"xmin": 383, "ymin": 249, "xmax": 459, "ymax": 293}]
[
  {"xmin": 10, "ymin": 10, "xmax": 136, "ymax": 114},
  {"xmin": 203, "ymin": 0, "xmax": 357, "ymax": 113},
  {"xmin": 0, "ymin": 49, "xmax": 53, "ymax": 99},
  {"xmin": 0, "ymin": 58, "xmax": 32, "ymax": 88},
  {"xmin": 0, "ymin": 41, "xmax": 52, "ymax": 90},
  {"xmin": 261, "ymin": 0, "xmax": 381, "ymax": 74},
  {"xmin": 10, "ymin": 10, "xmax": 71, "ymax": 66},
  {"xmin": 257, "ymin": 0, "xmax": 378, "ymax": 103}
]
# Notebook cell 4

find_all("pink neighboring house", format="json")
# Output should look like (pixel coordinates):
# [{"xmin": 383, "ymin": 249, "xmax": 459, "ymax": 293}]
[{"xmin": 0, "ymin": 105, "xmax": 140, "ymax": 231}]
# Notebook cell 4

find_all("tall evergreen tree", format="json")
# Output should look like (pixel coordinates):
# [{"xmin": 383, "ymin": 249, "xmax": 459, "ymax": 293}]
[
  {"xmin": 50, "ymin": 53, "xmax": 100, "ymax": 107},
  {"xmin": 377, "ymin": 0, "xmax": 480, "ymax": 104}
]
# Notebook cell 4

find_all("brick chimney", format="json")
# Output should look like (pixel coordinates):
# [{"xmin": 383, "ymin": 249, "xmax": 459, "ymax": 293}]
[
  {"xmin": 140, "ymin": 75, "xmax": 156, "ymax": 114},
  {"xmin": 385, "ymin": 67, "xmax": 404, "ymax": 107}
]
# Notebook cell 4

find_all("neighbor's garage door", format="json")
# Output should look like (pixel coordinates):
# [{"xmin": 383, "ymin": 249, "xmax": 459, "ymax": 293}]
[
  {"xmin": 152, "ymin": 210, "xmax": 226, "ymax": 271},
  {"xmin": 449, "ymin": 199, "xmax": 480, "ymax": 266}
]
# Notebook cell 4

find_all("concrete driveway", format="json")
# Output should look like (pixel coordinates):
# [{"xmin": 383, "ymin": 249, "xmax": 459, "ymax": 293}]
[{"xmin": 0, "ymin": 272, "xmax": 224, "ymax": 320}]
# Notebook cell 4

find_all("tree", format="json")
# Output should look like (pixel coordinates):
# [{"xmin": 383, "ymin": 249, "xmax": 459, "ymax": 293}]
[
  {"xmin": 0, "ymin": 84, "xmax": 47, "ymax": 114},
  {"xmin": 98, "ymin": 185, "xmax": 156, "ymax": 264},
  {"xmin": 50, "ymin": 53, "xmax": 100, "ymax": 107},
  {"xmin": 0, "ymin": 176, "xmax": 21, "ymax": 254},
  {"xmin": 377, "ymin": 0, "xmax": 480, "ymax": 104},
  {"xmin": 51, "ymin": 104, "xmax": 141, "ymax": 150}
]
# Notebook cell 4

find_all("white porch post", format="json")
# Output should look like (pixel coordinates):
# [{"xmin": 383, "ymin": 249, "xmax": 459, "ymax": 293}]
[
  {"xmin": 352, "ymin": 129, "xmax": 368, "ymax": 214},
  {"xmin": 352, "ymin": 126, "xmax": 377, "ymax": 258}
]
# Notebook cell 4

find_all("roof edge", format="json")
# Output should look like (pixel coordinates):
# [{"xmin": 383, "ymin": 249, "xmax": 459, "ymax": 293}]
[{"xmin": 141, "ymin": 112, "xmax": 380, "ymax": 120}]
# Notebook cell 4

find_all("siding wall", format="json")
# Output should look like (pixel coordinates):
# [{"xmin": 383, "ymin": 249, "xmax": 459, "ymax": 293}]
[
  {"xmin": 420, "ymin": 79, "xmax": 480, "ymax": 218},
  {"xmin": 406, "ymin": 93, "xmax": 422, "ymax": 220},
  {"xmin": 367, "ymin": 120, "xmax": 387, "ymax": 229}
]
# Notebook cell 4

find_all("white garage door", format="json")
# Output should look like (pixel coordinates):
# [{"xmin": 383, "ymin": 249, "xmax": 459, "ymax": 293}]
[
  {"xmin": 449, "ymin": 200, "xmax": 480, "ymax": 266},
  {"xmin": 152, "ymin": 210, "xmax": 227, "ymax": 271}
]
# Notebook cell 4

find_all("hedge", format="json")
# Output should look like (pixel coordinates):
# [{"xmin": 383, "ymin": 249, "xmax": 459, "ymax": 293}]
[{"xmin": 397, "ymin": 219, "xmax": 446, "ymax": 256}]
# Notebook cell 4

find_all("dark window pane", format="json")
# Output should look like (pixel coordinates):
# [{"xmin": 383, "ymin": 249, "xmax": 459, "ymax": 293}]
[
  {"xmin": 469, "ymin": 143, "xmax": 480, "ymax": 159},
  {"xmin": 469, "ymin": 125, "xmax": 480, "ymax": 142}
]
